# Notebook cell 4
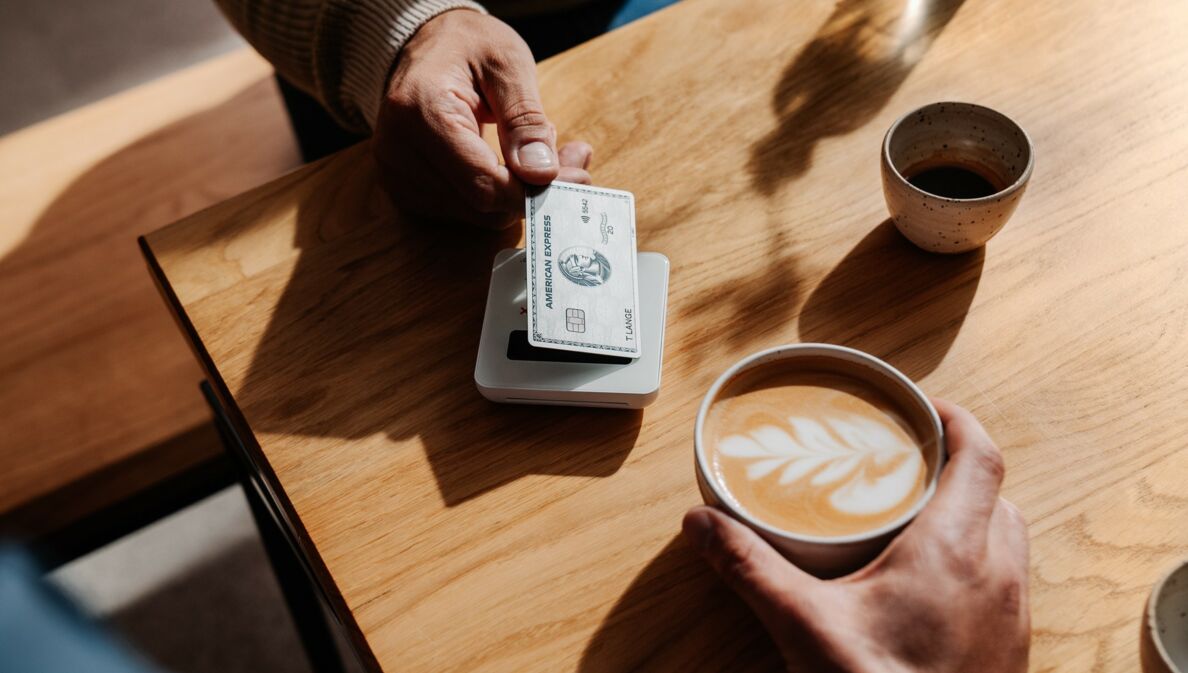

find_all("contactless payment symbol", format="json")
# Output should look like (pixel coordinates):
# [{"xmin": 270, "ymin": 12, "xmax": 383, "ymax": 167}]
[{"xmin": 558, "ymin": 247, "xmax": 611, "ymax": 287}]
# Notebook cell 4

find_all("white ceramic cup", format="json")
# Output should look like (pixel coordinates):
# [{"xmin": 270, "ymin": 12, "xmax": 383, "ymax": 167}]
[
  {"xmin": 694, "ymin": 343, "xmax": 946, "ymax": 577},
  {"xmin": 1142, "ymin": 558, "xmax": 1188, "ymax": 673}
]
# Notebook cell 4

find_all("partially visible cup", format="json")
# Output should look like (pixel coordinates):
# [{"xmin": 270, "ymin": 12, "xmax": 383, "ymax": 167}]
[
  {"xmin": 693, "ymin": 344, "xmax": 945, "ymax": 577},
  {"xmin": 881, "ymin": 101, "xmax": 1034, "ymax": 254},
  {"xmin": 1142, "ymin": 558, "xmax": 1188, "ymax": 673}
]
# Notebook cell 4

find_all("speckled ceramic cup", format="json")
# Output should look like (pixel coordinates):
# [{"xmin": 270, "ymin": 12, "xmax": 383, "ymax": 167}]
[
  {"xmin": 1142, "ymin": 559, "xmax": 1188, "ymax": 673},
  {"xmin": 881, "ymin": 102, "xmax": 1034, "ymax": 254}
]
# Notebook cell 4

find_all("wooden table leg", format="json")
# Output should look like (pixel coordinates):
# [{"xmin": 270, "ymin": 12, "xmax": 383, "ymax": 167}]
[{"xmin": 201, "ymin": 382, "xmax": 347, "ymax": 673}]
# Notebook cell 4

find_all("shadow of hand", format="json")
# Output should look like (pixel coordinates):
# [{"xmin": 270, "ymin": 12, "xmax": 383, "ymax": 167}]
[
  {"xmin": 579, "ymin": 537, "xmax": 783, "ymax": 672},
  {"xmin": 235, "ymin": 168, "xmax": 642, "ymax": 506}
]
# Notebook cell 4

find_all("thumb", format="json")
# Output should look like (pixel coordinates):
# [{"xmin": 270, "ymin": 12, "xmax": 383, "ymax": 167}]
[
  {"xmin": 478, "ymin": 48, "xmax": 559, "ymax": 185},
  {"xmin": 682, "ymin": 507, "xmax": 822, "ymax": 631}
]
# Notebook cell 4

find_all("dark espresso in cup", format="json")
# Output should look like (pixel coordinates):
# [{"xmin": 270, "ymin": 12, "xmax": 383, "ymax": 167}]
[{"xmin": 906, "ymin": 163, "xmax": 1001, "ymax": 199}]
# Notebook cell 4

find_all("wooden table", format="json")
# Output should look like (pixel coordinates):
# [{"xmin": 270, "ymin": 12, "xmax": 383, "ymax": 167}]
[{"xmin": 141, "ymin": 0, "xmax": 1188, "ymax": 670}]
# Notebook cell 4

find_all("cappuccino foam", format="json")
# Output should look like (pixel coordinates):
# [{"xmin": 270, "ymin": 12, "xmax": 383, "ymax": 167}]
[{"xmin": 705, "ymin": 365, "xmax": 932, "ymax": 538}]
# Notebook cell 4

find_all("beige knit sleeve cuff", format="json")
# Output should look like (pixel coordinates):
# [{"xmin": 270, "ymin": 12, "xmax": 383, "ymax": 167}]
[{"xmin": 320, "ymin": 0, "xmax": 487, "ymax": 131}]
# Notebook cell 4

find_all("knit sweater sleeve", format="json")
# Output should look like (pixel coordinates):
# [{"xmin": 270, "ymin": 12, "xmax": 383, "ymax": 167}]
[{"xmin": 214, "ymin": 0, "xmax": 487, "ymax": 131}]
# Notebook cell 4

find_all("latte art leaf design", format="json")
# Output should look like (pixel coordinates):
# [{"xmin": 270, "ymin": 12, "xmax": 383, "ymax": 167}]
[{"xmin": 718, "ymin": 414, "xmax": 923, "ymax": 516}]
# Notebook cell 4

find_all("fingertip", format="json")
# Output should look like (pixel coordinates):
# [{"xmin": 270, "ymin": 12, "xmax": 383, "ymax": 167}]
[
  {"xmin": 683, "ymin": 506, "xmax": 823, "ymax": 632},
  {"xmin": 682, "ymin": 507, "xmax": 760, "ymax": 560},
  {"xmin": 557, "ymin": 167, "xmax": 592, "ymax": 185},
  {"xmin": 558, "ymin": 141, "xmax": 594, "ymax": 170},
  {"xmin": 932, "ymin": 398, "xmax": 995, "ymax": 457},
  {"xmin": 510, "ymin": 141, "xmax": 559, "ymax": 185},
  {"xmin": 930, "ymin": 397, "xmax": 967, "ymax": 426},
  {"xmin": 682, "ymin": 507, "xmax": 779, "ymax": 571},
  {"xmin": 923, "ymin": 400, "xmax": 1006, "ymax": 535},
  {"xmin": 682, "ymin": 506, "xmax": 717, "ymax": 552},
  {"xmin": 929, "ymin": 396, "xmax": 953, "ymax": 413}
]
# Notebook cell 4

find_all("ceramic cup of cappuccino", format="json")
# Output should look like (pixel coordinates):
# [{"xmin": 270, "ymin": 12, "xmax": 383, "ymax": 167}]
[
  {"xmin": 881, "ymin": 101, "xmax": 1034, "ymax": 254},
  {"xmin": 694, "ymin": 344, "xmax": 945, "ymax": 577}
]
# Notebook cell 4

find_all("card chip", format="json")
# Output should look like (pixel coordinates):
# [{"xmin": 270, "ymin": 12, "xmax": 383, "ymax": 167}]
[{"xmin": 565, "ymin": 308, "xmax": 586, "ymax": 333}]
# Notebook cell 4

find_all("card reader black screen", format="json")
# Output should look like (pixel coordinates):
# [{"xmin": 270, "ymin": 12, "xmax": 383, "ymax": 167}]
[{"xmin": 506, "ymin": 330, "xmax": 632, "ymax": 365}]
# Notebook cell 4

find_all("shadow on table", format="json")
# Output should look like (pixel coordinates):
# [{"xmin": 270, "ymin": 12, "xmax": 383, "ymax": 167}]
[
  {"xmin": 233, "ymin": 175, "xmax": 642, "ymax": 506},
  {"xmin": 749, "ymin": 0, "xmax": 966, "ymax": 197},
  {"xmin": 226, "ymin": 1, "xmax": 976, "ymax": 509},
  {"xmin": 798, "ymin": 220, "xmax": 984, "ymax": 380},
  {"xmin": 674, "ymin": 219, "xmax": 807, "ymax": 350},
  {"xmin": 578, "ymin": 537, "xmax": 782, "ymax": 673}
]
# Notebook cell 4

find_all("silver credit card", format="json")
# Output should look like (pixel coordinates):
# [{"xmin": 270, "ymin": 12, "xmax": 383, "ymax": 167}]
[{"xmin": 526, "ymin": 181, "xmax": 641, "ymax": 358}]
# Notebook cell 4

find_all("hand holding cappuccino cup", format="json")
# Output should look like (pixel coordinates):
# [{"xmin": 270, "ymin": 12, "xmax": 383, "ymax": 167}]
[
  {"xmin": 694, "ymin": 344, "xmax": 944, "ymax": 576},
  {"xmin": 685, "ymin": 351, "xmax": 1031, "ymax": 672}
]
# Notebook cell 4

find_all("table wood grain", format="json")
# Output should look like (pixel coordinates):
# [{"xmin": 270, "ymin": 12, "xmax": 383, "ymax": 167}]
[{"xmin": 143, "ymin": 0, "xmax": 1188, "ymax": 670}]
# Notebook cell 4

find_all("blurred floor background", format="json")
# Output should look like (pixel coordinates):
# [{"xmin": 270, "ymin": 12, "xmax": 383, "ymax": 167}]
[
  {"xmin": 0, "ymin": 1, "xmax": 358, "ymax": 671},
  {"xmin": 46, "ymin": 478, "xmax": 370, "ymax": 673},
  {"xmin": 50, "ymin": 488, "xmax": 338, "ymax": 673}
]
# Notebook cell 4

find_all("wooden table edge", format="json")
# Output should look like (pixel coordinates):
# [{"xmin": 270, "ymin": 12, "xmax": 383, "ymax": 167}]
[{"xmin": 137, "ymin": 235, "xmax": 383, "ymax": 672}]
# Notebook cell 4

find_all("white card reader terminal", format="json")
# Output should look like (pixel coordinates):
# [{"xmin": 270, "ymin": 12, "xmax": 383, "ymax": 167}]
[{"xmin": 474, "ymin": 248, "xmax": 669, "ymax": 408}]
